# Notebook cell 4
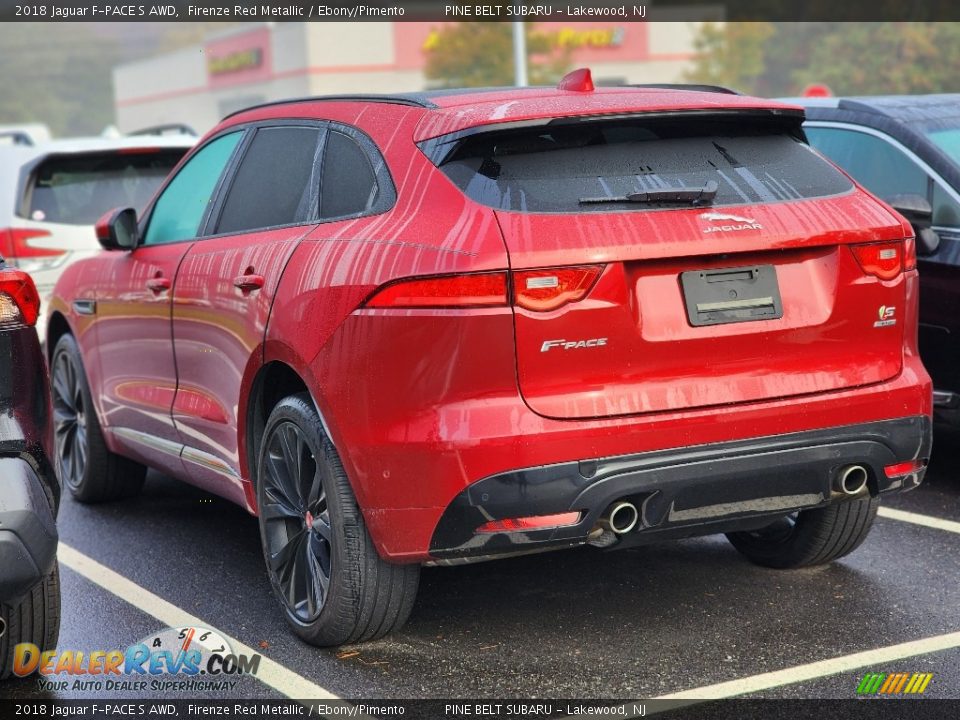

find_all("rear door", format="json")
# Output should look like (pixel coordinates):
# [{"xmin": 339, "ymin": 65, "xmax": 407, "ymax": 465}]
[
  {"xmin": 170, "ymin": 124, "xmax": 325, "ymax": 499},
  {"xmin": 434, "ymin": 112, "xmax": 910, "ymax": 419}
]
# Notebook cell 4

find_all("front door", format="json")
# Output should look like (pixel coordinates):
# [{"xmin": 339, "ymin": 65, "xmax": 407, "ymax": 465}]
[{"xmin": 93, "ymin": 131, "xmax": 243, "ymax": 471}]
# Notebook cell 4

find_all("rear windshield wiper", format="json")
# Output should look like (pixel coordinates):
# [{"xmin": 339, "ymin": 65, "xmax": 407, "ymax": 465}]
[{"xmin": 579, "ymin": 180, "xmax": 718, "ymax": 206}]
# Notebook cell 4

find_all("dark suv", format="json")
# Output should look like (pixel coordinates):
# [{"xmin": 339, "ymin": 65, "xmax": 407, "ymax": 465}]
[
  {"xmin": 0, "ymin": 261, "xmax": 59, "ymax": 679},
  {"xmin": 795, "ymin": 95, "xmax": 960, "ymax": 421}
]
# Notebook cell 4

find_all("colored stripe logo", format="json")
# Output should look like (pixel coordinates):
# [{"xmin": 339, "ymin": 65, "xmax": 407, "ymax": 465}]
[{"xmin": 857, "ymin": 672, "xmax": 933, "ymax": 695}]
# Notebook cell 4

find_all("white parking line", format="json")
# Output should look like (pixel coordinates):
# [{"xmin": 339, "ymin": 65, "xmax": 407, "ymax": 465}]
[
  {"xmin": 654, "ymin": 629, "xmax": 960, "ymax": 700},
  {"xmin": 58, "ymin": 543, "xmax": 340, "ymax": 700},
  {"xmin": 650, "ymin": 505, "xmax": 960, "ymax": 703},
  {"xmin": 878, "ymin": 506, "xmax": 960, "ymax": 534}
]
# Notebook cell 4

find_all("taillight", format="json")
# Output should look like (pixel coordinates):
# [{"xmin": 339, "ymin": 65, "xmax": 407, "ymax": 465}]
[
  {"xmin": 0, "ymin": 228, "xmax": 63, "ymax": 259},
  {"xmin": 850, "ymin": 241, "xmax": 904, "ymax": 281},
  {"xmin": 363, "ymin": 272, "xmax": 508, "ymax": 308},
  {"xmin": 476, "ymin": 512, "xmax": 582, "ymax": 533},
  {"xmin": 0, "ymin": 228, "xmax": 66, "ymax": 273},
  {"xmin": 0, "ymin": 269, "xmax": 41, "ymax": 327},
  {"xmin": 364, "ymin": 265, "xmax": 606, "ymax": 311},
  {"xmin": 513, "ymin": 265, "xmax": 604, "ymax": 312}
]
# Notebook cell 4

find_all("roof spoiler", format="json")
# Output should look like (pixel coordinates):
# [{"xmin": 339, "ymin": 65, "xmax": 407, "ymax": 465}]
[{"xmin": 627, "ymin": 83, "xmax": 741, "ymax": 95}]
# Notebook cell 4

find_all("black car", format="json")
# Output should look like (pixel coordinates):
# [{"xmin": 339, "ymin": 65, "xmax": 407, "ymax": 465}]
[
  {"xmin": 795, "ymin": 94, "xmax": 960, "ymax": 422},
  {"xmin": 0, "ymin": 260, "xmax": 59, "ymax": 679}
]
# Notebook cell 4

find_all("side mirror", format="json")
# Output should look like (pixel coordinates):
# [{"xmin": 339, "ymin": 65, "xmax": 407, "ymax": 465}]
[
  {"xmin": 94, "ymin": 207, "xmax": 139, "ymax": 251},
  {"xmin": 889, "ymin": 194, "xmax": 940, "ymax": 256}
]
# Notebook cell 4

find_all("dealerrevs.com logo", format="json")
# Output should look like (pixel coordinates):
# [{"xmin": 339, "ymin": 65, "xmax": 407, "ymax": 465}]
[{"xmin": 15, "ymin": 626, "xmax": 261, "ymax": 693}]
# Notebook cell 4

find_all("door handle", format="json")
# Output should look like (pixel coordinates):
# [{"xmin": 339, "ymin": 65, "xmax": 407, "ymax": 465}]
[
  {"xmin": 233, "ymin": 274, "xmax": 265, "ymax": 292},
  {"xmin": 146, "ymin": 277, "xmax": 171, "ymax": 294}
]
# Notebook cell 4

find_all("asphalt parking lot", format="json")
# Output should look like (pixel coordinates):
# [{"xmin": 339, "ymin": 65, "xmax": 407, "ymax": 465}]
[{"xmin": 3, "ymin": 427, "xmax": 960, "ymax": 706}]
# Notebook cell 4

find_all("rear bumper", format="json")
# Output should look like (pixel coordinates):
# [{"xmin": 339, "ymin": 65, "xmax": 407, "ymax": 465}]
[
  {"xmin": 0, "ymin": 457, "xmax": 58, "ymax": 603},
  {"xmin": 428, "ymin": 416, "xmax": 931, "ymax": 562}
]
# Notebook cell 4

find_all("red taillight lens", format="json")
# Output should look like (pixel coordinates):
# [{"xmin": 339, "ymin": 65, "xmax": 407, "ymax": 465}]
[
  {"xmin": 513, "ymin": 265, "xmax": 603, "ymax": 312},
  {"xmin": 364, "ymin": 272, "xmax": 508, "ymax": 308},
  {"xmin": 884, "ymin": 458, "xmax": 926, "ymax": 478},
  {"xmin": 364, "ymin": 265, "xmax": 604, "ymax": 311},
  {"xmin": 0, "ymin": 228, "xmax": 62, "ymax": 260},
  {"xmin": 0, "ymin": 269, "xmax": 41, "ymax": 327},
  {"xmin": 903, "ymin": 236, "xmax": 917, "ymax": 271},
  {"xmin": 476, "ymin": 512, "xmax": 582, "ymax": 534},
  {"xmin": 850, "ymin": 241, "xmax": 904, "ymax": 281}
]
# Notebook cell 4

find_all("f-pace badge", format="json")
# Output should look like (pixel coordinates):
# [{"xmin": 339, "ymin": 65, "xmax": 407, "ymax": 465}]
[
  {"xmin": 874, "ymin": 305, "xmax": 897, "ymax": 328},
  {"xmin": 699, "ymin": 211, "xmax": 763, "ymax": 233},
  {"xmin": 541, "ymin": 338, "xmax": 608, "ymax": 352}
]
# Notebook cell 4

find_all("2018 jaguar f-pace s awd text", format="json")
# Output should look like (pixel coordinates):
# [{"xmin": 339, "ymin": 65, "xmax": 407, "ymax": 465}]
[{"xmin": 47, "ymin": 70, "xmax": 933, "ymax": 646}]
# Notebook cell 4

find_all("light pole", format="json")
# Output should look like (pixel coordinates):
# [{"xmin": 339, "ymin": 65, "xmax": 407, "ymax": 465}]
[{"xmin": 512, "ymin": 20, "xmax": 528, "ymax": 87}]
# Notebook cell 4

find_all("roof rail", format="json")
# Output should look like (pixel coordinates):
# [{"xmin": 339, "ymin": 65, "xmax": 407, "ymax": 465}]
[
  {"xmin": 129, "ymin": 123, "xmax": 198, "ymax": 137},
  {"xmin": 223, "ymin": 94, "xmax": 437, "ymax": 120},
  {"xmin": 628, "ymin": 83, "xmax": 741, "ymax": 95}
]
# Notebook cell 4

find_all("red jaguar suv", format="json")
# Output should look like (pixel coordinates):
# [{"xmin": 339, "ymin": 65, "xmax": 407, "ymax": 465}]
[{"xmin": 47, "ymin": 71, "xmax": 932, "ymax": 646}]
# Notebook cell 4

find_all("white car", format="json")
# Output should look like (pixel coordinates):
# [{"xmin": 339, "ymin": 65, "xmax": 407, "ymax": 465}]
[{"xmin": 0, "ymin": 134, "xmax": 194, "ymax": 341}]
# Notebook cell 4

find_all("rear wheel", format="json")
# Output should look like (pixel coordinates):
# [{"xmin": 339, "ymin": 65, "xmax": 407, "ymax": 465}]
[
  {"xmin": 51, "ymin": 334, "xmax": 146, "ymax": 503},
  {"xmin": 256, "ymin": 394, "xmax": 419, "ymax": 646},
  {"xmin": 726, "ymin": 496, "xmax": 879, "ymax": 569},
  {"xmin": 0, "ymin": 564, "xmax": 61, "ymax": 680}
]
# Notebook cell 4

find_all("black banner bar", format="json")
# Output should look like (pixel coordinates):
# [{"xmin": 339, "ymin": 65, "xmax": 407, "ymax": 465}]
[
  {"xmin": 3, "ymin": 1, "xmax": 960, "ymax": 23},
  {"xmin": 0, "ymin": 699, "xmax": 958, "ymax": 719}
]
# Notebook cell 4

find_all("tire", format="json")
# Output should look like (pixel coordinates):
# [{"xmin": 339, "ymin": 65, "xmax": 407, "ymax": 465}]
[
  {"xmin": 256, "ymin": 394, "xmax": 419, "ymax": 646},
  {"xmin": 726, "ymin": 496, "xmax": 879, "ymax": 569},
  {"xmin": 0, "ymin": 563, "xmax": 61, "ymax": 680},
  {"xmin": 51, "ymin": 333, "xmax": 146, "ymax": 503}
]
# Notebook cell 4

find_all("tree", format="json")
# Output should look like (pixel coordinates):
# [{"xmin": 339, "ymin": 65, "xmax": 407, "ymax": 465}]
[
  {"xmin": 794, "ymin": 23, "xmax": 960, "ymax": 95},
  {"xmin": 424, "ymin": 22, "xmax": 570, "ymax": 88},
  {"xmin": 684, "ymin": 22, "xmax": 960, "ymax": 97},
  {"xmin": 683, "ymin": 22, "xmax": 774, "ymax": 94},
  {"xmin": 0, "ymin": 23, "xmax": 238, "ymax": 137},
  {"xmin": 0, "ymin": 23, "xmax": 124, "ymax": 136}
]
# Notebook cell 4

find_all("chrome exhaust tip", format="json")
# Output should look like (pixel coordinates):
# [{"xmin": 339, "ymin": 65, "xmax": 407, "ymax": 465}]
[
  {"xmin": 836, "ymin": 465, "xmax": 869, "ymax": 496},
  {"xmin": 600, "ymin": 501, "xmax": 639, "ymax": 535}
]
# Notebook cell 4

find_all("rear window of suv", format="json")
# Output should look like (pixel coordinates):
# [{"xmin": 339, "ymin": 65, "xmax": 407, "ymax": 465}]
[
  {"xmin": 24, "ymin": 150, "xmax": 185, "ymax": 225},
  {"xmin": 428, "ymin": 113, "xmax": 853, "ymax": 213}
]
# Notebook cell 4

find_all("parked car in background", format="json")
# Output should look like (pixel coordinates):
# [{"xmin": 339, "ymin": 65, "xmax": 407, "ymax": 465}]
[
  {"xmin": 0, "ymin": 135, "xmax": 193, "ymax": 341},
  {"xmin": 0, "ymin": 262, "xmax": 59, "ymax": 679},
  {"xmin": 49, "ymin": 73, "xmax": 932, "ymax": 646},
  {"xmin": 794, "ymin": 95, "xmax": 960, "ymax": 422}
]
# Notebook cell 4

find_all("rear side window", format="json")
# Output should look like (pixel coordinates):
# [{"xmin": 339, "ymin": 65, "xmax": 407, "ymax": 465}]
[
  {"xmin": 216, "ymin": 126, "xmax": 322, "ymax": 234},
  {"xmin": 321, "ymin": 131, "xmax": 377, "ymax": 219},
  {"xmin": 430, "ymin": 114, "xmax": 853, "ymax": 213},
  {"xmin": 25, "ymin": 150, "xmax": 185, "ymax": 225},
  {"xmin": 805, "ymin": 127, "xmax": 928, "ymax": 201}
]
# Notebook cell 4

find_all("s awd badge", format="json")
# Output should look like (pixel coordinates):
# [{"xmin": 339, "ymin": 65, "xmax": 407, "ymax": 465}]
[{"xmin": 874, "ymin": 305, "xmax": 896, "ymax": 328}]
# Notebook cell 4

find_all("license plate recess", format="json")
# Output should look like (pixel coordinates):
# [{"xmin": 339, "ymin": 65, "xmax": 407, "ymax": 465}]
[{"xmin": 680, "ymin": 264, "xmax": 783, "ymax": 327}]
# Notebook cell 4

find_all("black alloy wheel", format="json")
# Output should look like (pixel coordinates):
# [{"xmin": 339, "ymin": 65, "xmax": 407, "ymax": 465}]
[
  {"xmin": 260, "ymin": 420, "xmax": 332, "ymax": 623},
  {"xmin": 51, "ymin": 348, "xmax": 87, "ymax": 489}
]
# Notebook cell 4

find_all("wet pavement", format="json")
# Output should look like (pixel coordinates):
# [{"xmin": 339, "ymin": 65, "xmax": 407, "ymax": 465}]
[{"xmin": 3, "ymin": 428, "xmax": 959, "ymax": 705}]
